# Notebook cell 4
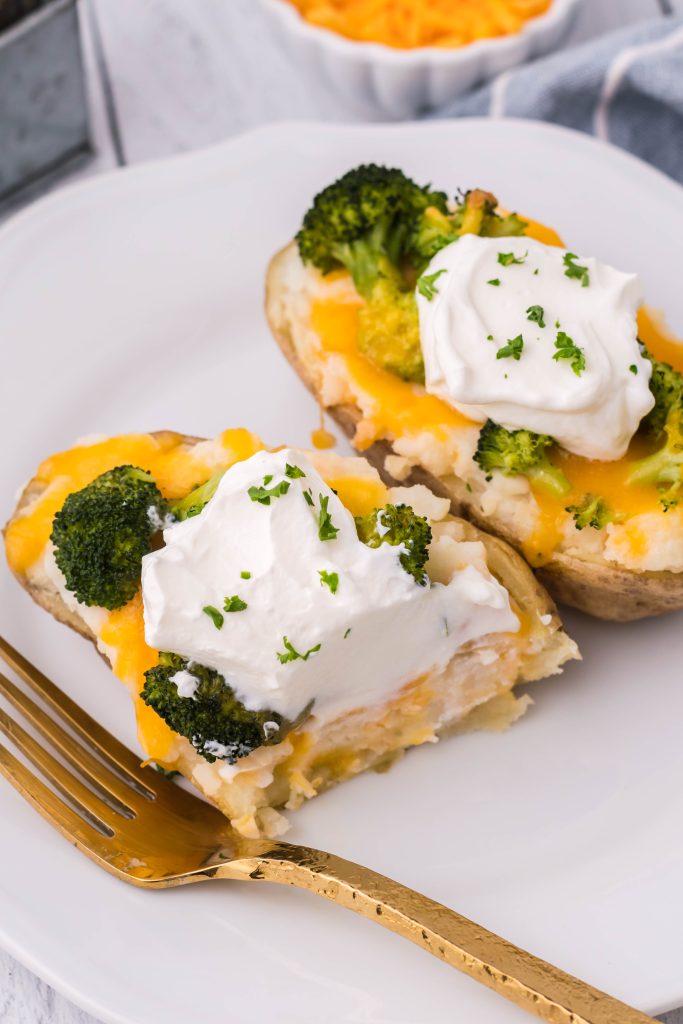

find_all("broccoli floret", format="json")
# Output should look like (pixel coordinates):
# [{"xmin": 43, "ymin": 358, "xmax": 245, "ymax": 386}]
[
  {"xmin": 628, "ymin": 406, "xmax": 683, "ymax": 509},
  {"xmin": 406, "ymin": 204, "xmax": 459, "ymax": 269},
  {"xmin": 298, "ymin": 168, "xmax": 529, "ymax": 383},
  {"xmin": 565, "ymin": 494, "xmax": 619, "ymax": 530},
  {"xmin": 141, "ymin": 653, "xmax": 298, "ymax": 764},
  {"xmin": 51, "ymin": 465, "xmax": 163, "ymax": 610},
  {"xmin": 451, "ymin": 189, "xmax": 527, "ymax": 239},
  {"xmin": 357, "ymin": 274, "xmax": 424, "ymax": 383},
  {"xmin": 355, "ymin": 503, "xmax": 432, "ymax": 585},
  {"xmin": 474, "ymin": 420, "xmax": 571, "ymax": 498},
  {"xmin": 169, "ymin": 469, "xmax": 226, "ymax": 522},
  {"xmin": 297, "ymin": 164, "xmax": 448, "ymax": 297},
  {"xmin": 640, "ymin": 351, "xmax": 683, "ymax": 437}
]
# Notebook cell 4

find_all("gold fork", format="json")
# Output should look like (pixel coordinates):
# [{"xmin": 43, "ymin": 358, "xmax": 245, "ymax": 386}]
[{"xmin": 0, "ymin": 633, "xmax": 658, "ymax": 1024}]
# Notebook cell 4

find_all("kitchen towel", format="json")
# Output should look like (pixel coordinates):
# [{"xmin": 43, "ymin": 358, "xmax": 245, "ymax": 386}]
[{"xmin": 438, "ymin": 16, "xmax": 683, "ymax": 184}]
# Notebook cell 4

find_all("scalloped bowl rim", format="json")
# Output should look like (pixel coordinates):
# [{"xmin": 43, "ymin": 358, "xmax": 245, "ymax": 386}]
[{"xmin": 257, "ymin": 0, "xmax": 583, "ymax": 65}]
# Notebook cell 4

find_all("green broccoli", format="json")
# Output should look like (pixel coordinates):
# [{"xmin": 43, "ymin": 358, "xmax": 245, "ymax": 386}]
[
  {"xmin": 639, "ymin": 351, "xmax": 683, "ymax": 437},
  {"xmin": 474, "ymin": 420, "xmax": 571, "ymax": 498},
  {"xmin": 169, "ymin": 468, "xmax": 226, "ymax": 522},
  {"xmin": 355, "ymin": 503, "xmax": 432, "ymax": 585},
  {"xmin": 51, "ymin": 465, "xmax": 164, "ymax": 610},
  {"xmin": 296, "ymin": 164, "xmax": 449, "ymax": 297},
  {"xmin": 298, "ymin": 168, "xmax": 529, "ymax": 384},
  {"xmin": 628, "ymin": 406, "xmax": 683, "ymax": 509},
  {"xmin": 142, "ymin": 653, "xmax": 298, "ymax": 764},
  {"xmin": 356, "ymin": 274, "xmax": 424, "ymax": 383},
  {"xmin": 450, "ymin": 189, "xmax": 527, "ymax": 240},
  {"xmin": 407, "ymin": 204, "xmax": 459, "ymax": 268},
  {"xmin": 565, "ymin": 494, "xmax": 620, "ymax": 530}
]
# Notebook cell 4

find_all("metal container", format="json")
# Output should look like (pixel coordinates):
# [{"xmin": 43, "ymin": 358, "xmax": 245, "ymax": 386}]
[{"xmin": 0, "ymin": 0, "xmax": 91, "ymax": 204}]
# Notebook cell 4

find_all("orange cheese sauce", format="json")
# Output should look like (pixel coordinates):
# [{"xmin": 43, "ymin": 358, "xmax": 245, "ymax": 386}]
[
  {"xmin": 638, "ymin": 307, "xmax": 683, "ymax": 373},
  {"xmin": 325, "ymin": 475, "xmax": 388, "ymax": 517},
  {"xmin": 311, "ymin": 297, "xmax": 472, "ymax": 448},
  {"xmin": 5, "ymin": 427, "xmax": 392, "ymax": 758},
  {"xmin": 311, "ymin": 212, "xmax": 563, "ymax": 451},
  {"xmin": 523, "ymin": 309, "xmax": 683, "ymax": 564},
  {"xmin": 5, "ymin": 428, "xmax": 263, "ymax": 758},
  {"xmin": 309, "ymin": 216, "xmax": 683, "ymax": 566}
]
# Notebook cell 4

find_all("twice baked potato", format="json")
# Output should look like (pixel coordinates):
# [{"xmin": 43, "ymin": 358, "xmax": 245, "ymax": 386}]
[
  {"xmin": 4, "ymin": 428, "xmax": 576, "ymax": 837},
  {"xmin": 266, "ymin": 166, "xmax": 683, "ymax": 621}
]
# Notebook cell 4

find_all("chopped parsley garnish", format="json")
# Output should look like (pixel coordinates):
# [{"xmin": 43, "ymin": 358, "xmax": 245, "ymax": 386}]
[
  {"xmin": 240, "ymin": 571, "xmax": 251, "ymax": 579},
  {"xmin": 203, "ymin": 605, "xmax": 224, "ymax": 630},
  {"xmin": 318, "ymin": 494, "xmax": 339, "ymax": 541},
  {"xmin": 526, "ymin": 305, "xmax": 545, "ymax": 328},
  {"xmin": 303, "ymin": 488, "xmax": 314, "ymax": 507},
  {"xmin": 555, "ymin": 319, "xmax": 561, "ymax": 329},
  {"xmin": 276, "ymin": 636, "xmax": 321, "ymax": 664},
  {"xmin": 486, "ymin": 334, "xmax": 494, "ymax": 341},
  {"xmin": 318, "ymin": 569, "xmax": 339, "ymax": 594},
  {"xmin": 553, "ymin": 331, "xmax": 586, "ymax": 376},
  {"xmin": 563, "ymin": 252, "xmax": 590, "ymax": 287},
  {"xmin": 343, "ymin": 628, "xmax": 351, "ymax": 639},
  {"xmin": 629, "ymin": 364, "xmax": 638, "ymax": 375},
  {"xmin": 487, "ymin": 278, "xmax": 501, "ymax": 287},
  {"xmin": 417, "ymin": 268, "xmax": 447, "ymax": 301},
  {"xmin": 223, "ymin": 595, "xmax": 248, "ymax": 613},
  {"xmin": 285, "ymin": 463, "xmax": 305, "ymax": 479},
  {"xmin": 248, "ymin": 476, "xmax": 291, "ymax": 505},
  {"xmin": 497, "ymin": 251, "xmax": 527, "ymax": 266},
  {"xmin": 533, "ymin": 268, "xmax": 539, "ymax": 276},
  {"xmin": 496, "ymin": 334, "xmax": 524, "ymax": 362}
]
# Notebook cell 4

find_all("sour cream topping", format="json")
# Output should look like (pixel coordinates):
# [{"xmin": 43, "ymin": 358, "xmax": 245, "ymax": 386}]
[
  {"xmin": 417, "ymin": 235, "xmax": 653, "ymax": 461},
  {"xmin": 141, "ymin": 449, "xmax": 518, "ymax": 727}
]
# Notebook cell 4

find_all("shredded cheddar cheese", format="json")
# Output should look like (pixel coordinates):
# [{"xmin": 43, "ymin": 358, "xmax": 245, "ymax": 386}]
[{"xmin": 285, "ymin": 0, "xmax": 552, "ymax": 49}]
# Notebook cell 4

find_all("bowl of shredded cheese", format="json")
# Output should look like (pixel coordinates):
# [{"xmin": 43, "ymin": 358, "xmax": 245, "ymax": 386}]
[{"xmin": 257, "ymin": 0, "xmax": 583, "ymax": 117}]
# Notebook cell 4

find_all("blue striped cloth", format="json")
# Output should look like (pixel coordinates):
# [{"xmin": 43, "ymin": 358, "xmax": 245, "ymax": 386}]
[{"xmin": 437, "ymin": 16, "xmax": 683, "ymax": 184}]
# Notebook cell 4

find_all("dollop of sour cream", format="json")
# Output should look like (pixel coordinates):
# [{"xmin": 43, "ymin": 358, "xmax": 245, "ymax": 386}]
[
  {"xmin": 417, "ymin": 235, "xmax": 653, "ymax": 461},
  {"xmin": 141, "ymin": 449, "xmax": 518, "ymax": 727}
]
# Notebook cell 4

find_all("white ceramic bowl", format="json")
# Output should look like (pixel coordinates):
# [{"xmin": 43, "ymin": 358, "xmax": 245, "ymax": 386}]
[{"xmin": 257, "ymin": 0, "xmax": 583, "ymax": 118}]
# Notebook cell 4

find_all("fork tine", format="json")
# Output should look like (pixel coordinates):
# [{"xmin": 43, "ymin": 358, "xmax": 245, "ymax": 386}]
[
  {"xmin": 0, "ymin": 742, "xmax": 117, "ymax": 860},
  {"xmin": 0, "ymin": 634, "xmax": 155, "ymax": 795},
  {"xmin": 0, "ymin": 704, "xmax": 121, "ymax": 835},
  {"xmin": 0, "ymin": 670, "xmax": 140, "ymax": 817}
]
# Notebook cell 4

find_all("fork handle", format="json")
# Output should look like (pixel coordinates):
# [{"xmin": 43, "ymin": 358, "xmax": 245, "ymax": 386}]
[{"xmin": 218, "ymin": 842, "xmax": 656, "ymax": 1024}]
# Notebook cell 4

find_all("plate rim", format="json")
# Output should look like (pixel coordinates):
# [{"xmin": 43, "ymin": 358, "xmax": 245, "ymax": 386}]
[{"xmin": 1, "ymin": 117, "xmax": 682, "ymax": 252}]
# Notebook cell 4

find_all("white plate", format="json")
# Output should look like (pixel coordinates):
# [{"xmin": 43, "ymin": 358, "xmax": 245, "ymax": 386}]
[{"xmin": 1, "ymin": 119, "xmax": 683, "ymax": 1024}]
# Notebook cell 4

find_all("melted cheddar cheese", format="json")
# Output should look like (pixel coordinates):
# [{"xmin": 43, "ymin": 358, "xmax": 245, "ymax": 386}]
[
  {"xmin": 308, "ymin": 216, "xmax": 683, "ymax": 566},
  {"xmin": 5, "ymin": 429, "xmax": 397, "ymax": 758}
]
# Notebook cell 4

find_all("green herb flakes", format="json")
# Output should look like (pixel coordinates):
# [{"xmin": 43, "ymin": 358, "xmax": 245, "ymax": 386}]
[
  {"xmin": 417, "ymin": 268, "xmax": 447, "ymax": 301},
  {"xmin": 203, "ymin": 605, "xmax": 224, "ymax": 630},
  {"xmin": 553, "ymin": 331, "xmax": 586, "ymax": 376},
  {"xmin": 563, "ymin": 252, "xmax": 590, "ymax": 288},
  {"xmin": 277, "ymin": 636, "xmax": 321, "ymax": 664},
  {"xmin": 526, "ymin": 305, "xmax": 545, "ymax": 328},
  {"xmin": 318, "ymin": 570, "xmax": 339, "ymax": 594},
  {"xmin": 496, "ymin": 334, "xmax": 524, "ymax": 362}
]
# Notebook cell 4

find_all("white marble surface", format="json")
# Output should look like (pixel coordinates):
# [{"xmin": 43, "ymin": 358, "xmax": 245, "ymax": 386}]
[{"xmin": 1, "ymin": 0, "xmax": 681, "ymax": 1021}]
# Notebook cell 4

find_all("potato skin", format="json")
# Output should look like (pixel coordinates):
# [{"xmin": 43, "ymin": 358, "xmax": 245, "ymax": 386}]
[{"xmin": 265, "ymin": 243, "xmax": 683, "ymax": 622}]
